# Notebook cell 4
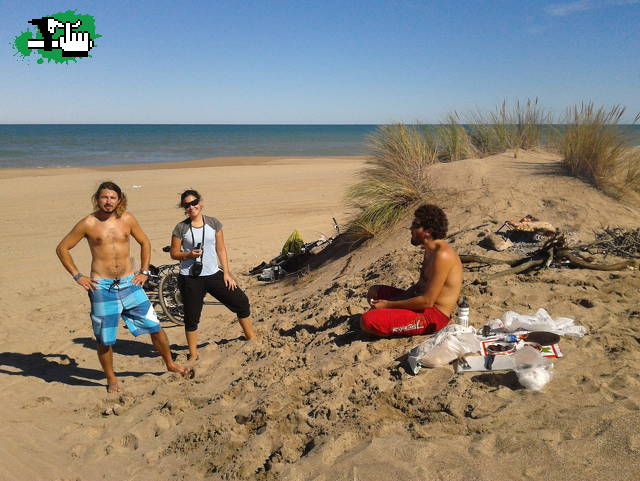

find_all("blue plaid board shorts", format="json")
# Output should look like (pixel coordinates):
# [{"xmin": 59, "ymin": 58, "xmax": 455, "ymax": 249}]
[{"xmin": 88, "ymin": 274, "xmax": 161, "ymax": 346}]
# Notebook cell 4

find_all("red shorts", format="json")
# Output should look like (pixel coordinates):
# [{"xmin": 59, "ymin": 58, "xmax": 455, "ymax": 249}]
[{"xmin": 361, "ymin": 285, "xmax": 450, "ymax": 337}]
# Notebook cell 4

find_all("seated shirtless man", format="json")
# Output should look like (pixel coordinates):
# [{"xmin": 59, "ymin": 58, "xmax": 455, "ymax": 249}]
[
  {"xmin": 361, "ymin": 204, "xmax": 462, "ymax": 337},
  {"xmin": 56, "ymin": 181, "xmax": 191, "ymax": 393}
]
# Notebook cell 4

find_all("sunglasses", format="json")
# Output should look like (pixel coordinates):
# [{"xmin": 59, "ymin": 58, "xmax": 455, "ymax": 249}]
[
  {"xmin": 182, "ymin": 199, "xmax": 200, "ymax": 209},
  {"xmin": 410, "ymin": 222, "xmax": 422, "ymax": 230}
]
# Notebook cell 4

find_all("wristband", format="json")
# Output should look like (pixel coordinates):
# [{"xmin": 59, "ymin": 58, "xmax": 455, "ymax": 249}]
[
  {"xmin": 139, "ymin": 270, "xmax": 151, "ymax": 276},
  {"xmin": 73, "ymin": 273, "xmax": 84, "ymax": 281}
]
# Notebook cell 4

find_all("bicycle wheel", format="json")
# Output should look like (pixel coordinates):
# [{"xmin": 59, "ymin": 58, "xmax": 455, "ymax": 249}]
[{"xmin": 158, "ymin": 270, "xmax": 184, "ymax": 325}]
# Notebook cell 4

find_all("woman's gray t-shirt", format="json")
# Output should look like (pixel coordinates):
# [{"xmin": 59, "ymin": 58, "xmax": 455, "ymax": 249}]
[{"xmin": 172, "ymin": 215, "xmax": 223, "ymax": 276}]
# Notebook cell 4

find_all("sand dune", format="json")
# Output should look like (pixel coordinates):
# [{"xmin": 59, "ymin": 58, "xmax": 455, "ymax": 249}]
[{"xmin": 1, "ymin": 152, "xmax": 639, "ymax": 481}]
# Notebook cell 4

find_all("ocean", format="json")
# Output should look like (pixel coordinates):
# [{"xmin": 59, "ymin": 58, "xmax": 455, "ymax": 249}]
[
  {"xmin": 0, "ymin": 125, "xmax": 377, "ymax": 169},
  {"xmin": 1, "ymin": 124, "xmax": 639, "ymax": 169}
]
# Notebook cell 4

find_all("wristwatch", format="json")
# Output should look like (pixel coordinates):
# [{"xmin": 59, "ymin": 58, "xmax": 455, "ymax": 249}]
[{"xmin": 139, "ymin": 270, "xmax": 152, "ymax": 276}]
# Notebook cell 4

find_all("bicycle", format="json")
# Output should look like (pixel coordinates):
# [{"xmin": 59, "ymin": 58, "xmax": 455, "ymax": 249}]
[{"xmin": 144, "ymin": 246, "xmax": 221, "ymax": 325}]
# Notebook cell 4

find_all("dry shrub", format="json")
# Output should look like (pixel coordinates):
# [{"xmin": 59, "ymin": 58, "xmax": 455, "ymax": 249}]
[
  {"xmin": 560, "ymin": 103, "xmax": 634, "ymax": 194},
  {"xmin": 437, "ymin": 112, "xmax": 475, "ymax": 162},
  {"xmin": 346, "ymin": 124, "xmax": 437, "ymax": 237}
]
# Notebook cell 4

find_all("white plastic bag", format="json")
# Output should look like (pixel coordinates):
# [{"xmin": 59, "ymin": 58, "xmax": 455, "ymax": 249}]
[
  {"xmin": 488, "ymin": 308, "xmax": 586, "ymax": 338},
  {"xmin": 407, "ymin": 324, "xmax": 481, "ymax": 374},
  {"xmin": 513, "ymin": 345, "xmax": 554, "ymax": 390}
]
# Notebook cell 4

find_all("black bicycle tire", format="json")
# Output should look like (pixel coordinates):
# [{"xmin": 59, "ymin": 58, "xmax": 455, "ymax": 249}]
[{"xmin": 158, "ymin": 271, "xmax": 185, "ymax": 325}]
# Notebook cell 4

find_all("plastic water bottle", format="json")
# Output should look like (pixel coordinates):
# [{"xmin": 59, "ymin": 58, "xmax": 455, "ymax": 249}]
[{"xmin": 457, "ymin": 298, "xmax": 469, "ymax": 327}]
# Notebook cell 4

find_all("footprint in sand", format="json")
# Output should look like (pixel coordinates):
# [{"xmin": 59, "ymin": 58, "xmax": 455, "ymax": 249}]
[
  {"xmin": 131, "ymin": 412, "xmax": 176, "ymax": 439},
  {"xmin": 120, "ymin": 432, "xmax": 140, "ymax": 450},
  {"xmin": 620, "ymin": 399, "xmax": 640, "ymax": 411},
  {"xmin": 70, "ymin": 443, "xmax": 88, "ymax": 459},
  {"xmin": 468, "ymin": 433, "xmax": 498, "ymax": 456},
  {"xmin": 153, "ymin": 414, "xmax": 174, "ymax": 437},
  {"xmin": 22, "ymin": 395, "xmax": 53, "ymax": 408},
  {"xmin": 143, "ymin": 447, "xmax": 162, "ymax": 464}
]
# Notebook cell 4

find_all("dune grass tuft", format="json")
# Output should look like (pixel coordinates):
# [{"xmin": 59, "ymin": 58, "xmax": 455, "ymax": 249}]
[
  {"xmin": 559, "ymin": 103, "xmax": 631, "ymax": 192},
  {"xmin": 346, "ymin": 124, "xmax": 437, "ymax": 237},
  {"xmin": 513, "ymin": 98, "xmax": 550, "ymax": 152},
  {"xmin": 619, "ymin": 149, "xmax": 640, "ymax": 194},
  {"xmin": 437, "ymin": 112, "xmax": 475, "ymax": 162},
  {"xmin": 467, "ymin": 98, "xmax": 550, "ymax": 158}
]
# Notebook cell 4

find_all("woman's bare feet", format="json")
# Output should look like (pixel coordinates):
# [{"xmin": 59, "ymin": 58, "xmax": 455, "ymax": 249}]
[
  {"xmin": 107, "ymin": 379, "xmax": 121, "ymax": 393},
  {"xmin": 238, "ymin": 317, "xmax": 256, "ymax": 340},
  {"xmin": 168, "ymin": 363, "xmax": 195, "ymax": 379}
]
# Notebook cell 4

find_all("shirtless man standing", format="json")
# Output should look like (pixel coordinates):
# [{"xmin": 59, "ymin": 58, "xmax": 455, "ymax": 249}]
[
  {"xmin": 360, "ymin": 204, "xmax": 462, "ymax": 337},
  {"xmin": 56, "ymin": 181, "xmax": 191, "ymax": 392}
]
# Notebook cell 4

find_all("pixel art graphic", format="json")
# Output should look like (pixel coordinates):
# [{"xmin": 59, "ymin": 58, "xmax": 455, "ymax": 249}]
[{"xmin": 13, "ymin": 10, "xmax": 100, "ymax": 64}]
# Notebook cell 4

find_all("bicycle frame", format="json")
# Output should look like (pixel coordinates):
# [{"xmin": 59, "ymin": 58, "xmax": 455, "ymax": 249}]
[{"xmin": 143, "ymin": 247, "xmax": 222, "ymax": 325}]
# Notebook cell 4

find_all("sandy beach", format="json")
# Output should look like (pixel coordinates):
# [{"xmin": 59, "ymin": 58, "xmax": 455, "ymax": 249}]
[{"xmin": 1, "ymin": 152, "xmax": 639, "ymax": 481}]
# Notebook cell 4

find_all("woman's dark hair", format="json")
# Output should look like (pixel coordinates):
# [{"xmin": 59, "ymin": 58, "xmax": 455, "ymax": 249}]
[
  {"xmin": 92, "ymin": 181, "xmax": 127, "ymax": 217},
  {"xmin": 413, "ymin": 204, "xmax": 448, "ymax": 239},
  {"xmin": 178, "ymin": 189, "xmax": 201, "ymax": 207}
]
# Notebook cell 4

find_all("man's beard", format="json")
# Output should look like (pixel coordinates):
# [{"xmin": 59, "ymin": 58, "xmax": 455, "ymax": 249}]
[
  {"xmin": 100, "ymin": 204, "xmax": 117, "ymax": 213},
  {"xmin": 410, "ymin": 238, "xmax": 420, "ymax": 246}
]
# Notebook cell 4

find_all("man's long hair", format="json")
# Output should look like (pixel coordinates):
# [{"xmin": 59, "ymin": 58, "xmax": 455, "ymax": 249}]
[{"xmin": 92, "ymin": 181, "xmax": 127, "ymax": 217}]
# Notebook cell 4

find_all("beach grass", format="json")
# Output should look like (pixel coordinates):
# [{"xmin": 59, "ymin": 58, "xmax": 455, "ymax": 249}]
[
  {"xmin": 467, "ymin": 99, "xmax": 550, "ymax": 158},
  {"xmin": 346, "ymin": 101, "xmax": 637, "ymax": 239},
  {"xmin": 437, "ymin": 112, "xmax": 475, "ymax": 162},
  {"xmin": 559, "ymin": 102, "xmax": 640, "ymax": 196},
  {"xmin": 467, "ymin": 102, "xmax": 516, "ymax": 156},
  {"xmin": 346, "ymin": 124, "xmax": 437, "ymax": 237},
  {"xmin": 513, "ymin": 98, "xmax": 551, "ymax": 152},
  {"xmin": 619, "ymin": 149, "xmax": 640, "ymax": 194}
]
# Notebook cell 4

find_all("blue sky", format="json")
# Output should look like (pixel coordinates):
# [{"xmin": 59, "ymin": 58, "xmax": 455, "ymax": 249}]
[{"xmin": 1, "ymin": 0, "xmax": 639, "ymax": 123}]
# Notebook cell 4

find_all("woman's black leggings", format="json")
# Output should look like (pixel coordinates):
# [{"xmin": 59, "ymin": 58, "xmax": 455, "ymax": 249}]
[{"xmin": 178, "ymin": 271, "xmax": 251, "ymax": 332}]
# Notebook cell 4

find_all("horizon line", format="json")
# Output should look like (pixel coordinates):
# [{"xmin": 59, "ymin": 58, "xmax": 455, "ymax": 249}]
[
  {"xmin": 0, "ymin": 122, "xmax": 382, "ymax": 126},
  {"xmin": 1, "ymin": 122, "xmax": 639, "ymax": 126}
]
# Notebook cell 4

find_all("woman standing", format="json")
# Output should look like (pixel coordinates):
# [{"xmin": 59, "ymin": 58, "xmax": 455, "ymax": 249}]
[{"xmin": 170, "ymin": 189, "xmax": 255, "ymax": 360}]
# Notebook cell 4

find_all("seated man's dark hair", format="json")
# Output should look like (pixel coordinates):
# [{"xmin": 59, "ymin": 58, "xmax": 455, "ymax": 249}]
[{"xmin": 413, "ymin": 204, "xmax": 448, "ymax": 239}]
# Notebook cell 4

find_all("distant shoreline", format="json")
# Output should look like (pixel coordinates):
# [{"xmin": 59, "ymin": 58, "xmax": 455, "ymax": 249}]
[
  {"xmin": 0, "ymin": 155, "xmax": 369, "ymax": 179},
  {"xmin": 0, "ymin": 124, "xmax": 378, "ymax": 169},
  {"xmin": 1, "ymin": 123, "xmax": 639, "ymax": 126},
  {"xmin": 1, "ymin": 123, "xmax": 638, "ymax": 169}
]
